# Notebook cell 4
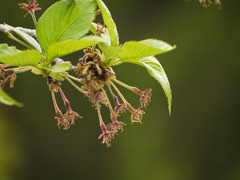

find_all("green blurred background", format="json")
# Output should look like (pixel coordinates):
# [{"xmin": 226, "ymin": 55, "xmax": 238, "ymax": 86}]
[{"xmin": 0, "ymin": 0, "xmax": 240, "ymax": 179}]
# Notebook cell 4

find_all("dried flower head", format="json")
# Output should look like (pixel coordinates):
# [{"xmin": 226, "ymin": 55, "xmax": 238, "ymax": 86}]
[
  {"xmin": 55, "ymin": 115, "xmax": 70, "ymax": 130},
  {"xmin": 125, "ymin": 104, "xmax": 145, "ymax": 124},
  {"xmin": 137, "ymin": 88, "xmax": 152, "ymax": 107},
  {"xmin": 96, "ymin": 24, "xmax": 106, "ymax": 36},
  {"xmin": 98, "ymin": 130, "xmax": 116, "ymax": 147},
  {"xmin": 47, "ymin": 77, "xmax": 61, "ymax": 92},
  {"xmin": 107, "ymin": 121, "xmax": 126, "ymax": 132},
  {"xmin": 59, "ymin": 87, "xmax": 81, "ymax": 125},
  {"xmin": 199, "ymin": 0, "xmax": 221, "ymax": 7},
  {"xmin": 19, "ymin": 0, "xmax": 41, "ymax": 15}
]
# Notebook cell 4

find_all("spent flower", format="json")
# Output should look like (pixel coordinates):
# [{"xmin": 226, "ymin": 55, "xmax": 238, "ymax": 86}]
[{"xmin": 19, "ymin": 0, "xmax": 41, "ymax": 14}]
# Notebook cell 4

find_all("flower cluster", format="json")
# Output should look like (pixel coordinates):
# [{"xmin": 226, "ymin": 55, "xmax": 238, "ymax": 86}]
[
  {"xmin": 199, "ymin": 0, "xmax": 221, "ymax": 7},
  {"xmin": 48, "ymin": 77, "xmax": 81, "ymax": 130},
  {"xmin": 46, "ymin": 46, "xmax": 152, "ymax": 146},
  {"xmin": 17, "ymin": 0, "xmax": 153, "ymax": 147},
  {"xmin": 64, "ymin": 48, "xmax": 151, "ymax": 146}
]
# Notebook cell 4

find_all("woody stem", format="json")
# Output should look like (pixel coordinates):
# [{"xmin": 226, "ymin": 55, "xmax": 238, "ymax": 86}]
[{"xmin": 13, "ymin": 67, "xmax": 32, "ymax": 74}]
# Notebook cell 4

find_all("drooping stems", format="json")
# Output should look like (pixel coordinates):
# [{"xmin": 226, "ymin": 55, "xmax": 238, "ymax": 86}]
[
  {"xmin": 96, "ymin": 103, "xmax": 107, "ymax": 133},
  {"xmin": 51, "ymin": 90, "xmax": 63, "ymax": 117},
  {"xmin": 100, "ymin": 86, "xmax": 118, "ymax": 123},
  {"xmin": 65, "ymin": 76, "xmax": 88, "ymax": 96},
  {"xmin": 109, "ymin": 80, "xmax": 128, "ymax": 105},
  {"xmin": 59, "ymin": 87, "xmax": 69, "ymax": 107},
  {"xmin": 111, "ymin": 77, "xmax": 142, "ymax": 95},
  {"xmin": 0, "ymin": 24, "xmax": 37, "ymax": 39}
]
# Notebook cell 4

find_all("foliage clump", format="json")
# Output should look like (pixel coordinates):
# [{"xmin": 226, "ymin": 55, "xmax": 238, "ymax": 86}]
[{"xmin": 0, "ymin": 0, "xmax": 175, "ymax": 146}]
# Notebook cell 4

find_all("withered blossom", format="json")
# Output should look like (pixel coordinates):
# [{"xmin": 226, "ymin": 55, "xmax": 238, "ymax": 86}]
[{"xmin": 19, "ymin": 0, "xmax": 41, "ymax": 15}]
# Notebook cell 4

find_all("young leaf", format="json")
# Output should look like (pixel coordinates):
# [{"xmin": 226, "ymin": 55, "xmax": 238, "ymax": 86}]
[
  {"xmin": 0, "ymin": 44, "xmax": 41, "ymax": 66},
  {"xmin": 99, "ymin": 43, "xmax": 122, "ymax": 58},
  {"xmin": 36, "ymin": 0, "xmax": 97, "ymax": 52},
  {"xmin": 118, "ymin": 39, "xmax": 176, "ymax": 60},
  {"xmin": 113, "ymin": 56, "xmax": 172, "ymax": 114},
  {"xmin": 48, "ymin": 72, "xmax": 65, "ymax": 81},
  {"xmin": 5, "ymin": 24, "xmax": 42, "ymax": 53},
  {"xmin": 0, "ymin": 88, "xmax": 23, "ymax": 107},
  {"xmin": 47, "ymin": 36, "xmax": 105, "ymax": 61},
  {"xmin": 0, "ymin": 44, "xmax": 21, "ymax": 56},
  {"xmin": 50, "ymin": 61, "xmax": 71, "ymax": 73},
  {"xmin": 96, "ymin": 0, "xmax": 119, "ymax": 46}
]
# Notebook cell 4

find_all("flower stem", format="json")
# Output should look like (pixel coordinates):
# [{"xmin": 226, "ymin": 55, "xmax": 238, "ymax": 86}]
[
  {"xmin": 96, "ymin": 103, "xmax": 107, "ymax": 133},
  {"xmin": 31, "ymin": 12, "xmax": 38, "ymax": 27},
  {"xmin": 109, "ymin": 80, "xmax": 128, "ymax": 105},
  {"xmin": 65, "ymin": 76, "xmax": 88, "ymax": 96},
  {"xmin": 67, "ymin": 74, "xmax": 84, "ymax": 83},
  {"xmin": 111, "ymin": 78, "xmax": 140, "ymax": 94},
  {"xmin": 51, "ymin": 90, "xmax": 63, "ymax": 117},
  {"xmin": 101, "ymin": 88, "xmax": 115, "ymax": 113},
  {"xmin": 91, "ymin": 45, "xmax": 96, "ymax": 53},
  {"xmin": 59, "ymin": 87, "xmax": 69, "ymax": 106}
]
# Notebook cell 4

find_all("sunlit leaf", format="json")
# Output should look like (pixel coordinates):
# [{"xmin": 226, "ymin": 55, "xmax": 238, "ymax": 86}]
[
  {"xmin": 114, "ymin": 56, "xmax": 172, "ymax": 114},
  {"xmin": 47, "ymin": 36, "xmax": 105, "ymax": 60},
  {"xmin": 0, "ymin": 88, "xmax": 23, "ymax": 107},
  {"xmin": 50, "ymin": 61, "xmax": 71, "ymax": 73},
  {"xmin": 5, "ymin": 24, "xmax": 42, "ymax": 53},
  {"xmin": 99, "ymin": 43, "xmax": 122, "ymax": 58},
  {"xmin": 36, "ymin": 0, "xmax": 97, "ymax": 52},
  {"xmin": 96, "ymin": 0, "xmax": 119, "ymax": 46},
  {"xmin": 0, "ymin": 44, "xmax": 41, "ymax": 66},
  {"xmin": 118, "ymin": 39, "xmax": 176, "ymax": 60}
]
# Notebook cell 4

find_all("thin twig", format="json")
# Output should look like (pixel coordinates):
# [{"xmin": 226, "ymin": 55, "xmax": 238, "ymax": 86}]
[{"xmin": 0, "ymin": 24, "xmax": 37, "ymax": 39}]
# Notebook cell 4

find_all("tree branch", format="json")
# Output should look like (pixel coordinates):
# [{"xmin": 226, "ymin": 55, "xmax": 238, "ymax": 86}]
[
  {"xmin": 0, "ymin": 24, "xmax": 37, "ymax": 39},
  {"xmin": 0, "ymin": 24, "xmax": 77, "ymax": 70}
]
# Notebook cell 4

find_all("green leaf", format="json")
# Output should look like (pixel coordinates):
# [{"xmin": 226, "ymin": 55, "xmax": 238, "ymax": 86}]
[
  {"xmin": 0, "ymin": 88, "xmax": 23, "ymax": 107},
  {"xmin": 50, "ymin": 61, "xmax": 71, "ymax": 73},
  {"xmin": 0, "ymin": 44, "xmax": 41, "ymax": 66},
  {"xmin": 114, "ymin": 56, "xmax": 172, "ymax": 114},
  {"xmin": 48, "ymin": 72, "xmax": 65, "ymax": 81},
  {"xmin": 99, "ymin": 43, "xmax": 122, "ymax": 58},
  {"xmin": 0, "ymin": 44, "xmax": 21, "ymax": 56},
  {"xmin": 96, "ymin": 0, "xmax": 119, "ymax": 46},
  {"xmin": 5, "ymin": 24, "xmax": 42, "ymax": 53},
  {"xmin": 118, "ymin": 39, "xmax": 176, "ymax": 60},
  {"xmin": 47, "ymin": 36, "xmax": 105, "ymax": 60},
  {"xmin": 36, "ymin": 0, "xmax": 97, "ymax": 52}
]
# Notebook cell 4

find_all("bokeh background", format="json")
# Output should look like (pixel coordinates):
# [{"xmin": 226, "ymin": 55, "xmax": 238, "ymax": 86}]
[{"xmin": 0, "ymin": 0, "xmax": 240, "ymax": 179}]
